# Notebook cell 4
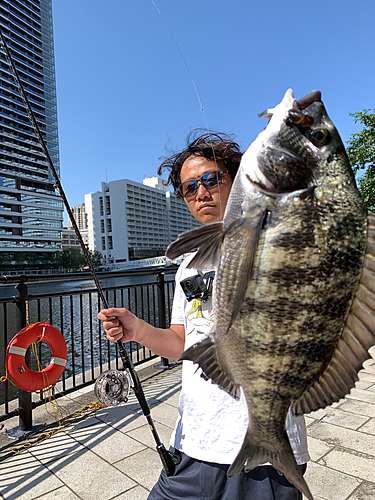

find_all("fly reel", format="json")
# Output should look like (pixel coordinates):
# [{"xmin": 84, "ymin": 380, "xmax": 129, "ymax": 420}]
[{"xmin": 94, "ymin": 369, "xmax": 131, "ymax": 406}]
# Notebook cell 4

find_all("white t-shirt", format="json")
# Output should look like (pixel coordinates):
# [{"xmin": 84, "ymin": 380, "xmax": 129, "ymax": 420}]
[{"xmin": 170, "ymin": 254, "xmax": 310, "ymax": 466}]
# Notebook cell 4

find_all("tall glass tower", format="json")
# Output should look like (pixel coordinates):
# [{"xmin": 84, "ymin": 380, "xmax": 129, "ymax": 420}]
[{"xmin": 0, "ymin": 0, "xmax": 63, "ymax": 256}]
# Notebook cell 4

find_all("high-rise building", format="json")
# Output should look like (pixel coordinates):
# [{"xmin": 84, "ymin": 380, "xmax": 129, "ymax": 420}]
[
  {"xmin": 68, "ymin": 202, "xmax": 89, "ymax": 247},
  {"xmin": 0, "ymin": 0, "xmax": 63, "ymax": 255},
  {"xmin": 69, "ymin": 203, "xmax": 88, "ymax": 231},
  {"xmin": 85, "ymin": 177, "xmax": 201, "ymax": 263}
]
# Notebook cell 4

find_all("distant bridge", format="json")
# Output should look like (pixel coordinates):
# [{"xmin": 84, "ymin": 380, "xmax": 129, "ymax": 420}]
[{"xmin": 103, "ymin": 254, "xmax": 193, "ymax": 271}]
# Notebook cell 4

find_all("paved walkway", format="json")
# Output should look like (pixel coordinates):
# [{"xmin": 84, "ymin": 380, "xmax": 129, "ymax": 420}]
[{"xmin": 0, "ymin": 348, "xmax": 374, "ymax": 500}]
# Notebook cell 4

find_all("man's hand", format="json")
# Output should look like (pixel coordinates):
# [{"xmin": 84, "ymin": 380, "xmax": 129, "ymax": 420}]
[
  {"xmin": 97, "ymin": 307, "xmax": 140, "ymax": 343},
  {"xmin": 98, "ymin": 308, "xmax": 185, "ymax": 358}
]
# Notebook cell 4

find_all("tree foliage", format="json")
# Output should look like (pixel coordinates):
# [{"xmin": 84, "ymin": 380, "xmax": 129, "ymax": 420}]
[
  {"xmin": 57, "ymin": 248, "xmax": 86, "ymax": 270},
  {"xmin": 346, "ymin": 109, "xmax": 375, "ymax": 212},
  {"xmin": 0, "ymin": 248, "xmax": 103, "ymax": 273},
  {"xmin": 88, "ymin": 250, "xmax": 103, "ymax": 267}
]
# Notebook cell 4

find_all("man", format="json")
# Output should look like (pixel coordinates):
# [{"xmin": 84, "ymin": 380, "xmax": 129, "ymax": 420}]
[{"xmin": 98, "ymin": 132, "xmax": 309, "ymax": 500}]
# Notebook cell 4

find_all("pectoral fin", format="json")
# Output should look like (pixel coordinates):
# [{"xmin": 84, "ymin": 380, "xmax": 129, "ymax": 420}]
[
  {"xmin": 219, "ymin": 211, "xmax": 267, "ymax": 331},
  {"xmin": 166, "ymin": 222, "xmax": 223, "ymax": 270},
  {"xmin": 179, "ymin": 335, "xmax": 241, "ymax": 399}
]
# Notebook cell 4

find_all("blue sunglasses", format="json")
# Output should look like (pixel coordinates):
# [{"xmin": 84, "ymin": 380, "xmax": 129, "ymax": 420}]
[{"xmin": 178, "ymin": 170, "xmax": 231, "ymax": 199}]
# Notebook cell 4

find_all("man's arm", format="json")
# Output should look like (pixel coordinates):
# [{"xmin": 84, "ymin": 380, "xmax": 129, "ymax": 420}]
[{"xmin": 98, "ymin": 307, "xmax": 185, "ymax": 359}]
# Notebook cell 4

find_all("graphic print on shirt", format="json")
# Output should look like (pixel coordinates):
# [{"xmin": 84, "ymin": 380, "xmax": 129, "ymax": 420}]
[{"xmin": 185, "ymin": 298, "xmax": 214, "ymax": 337}]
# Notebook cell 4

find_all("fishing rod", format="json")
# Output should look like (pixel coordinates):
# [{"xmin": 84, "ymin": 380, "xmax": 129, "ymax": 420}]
[{"xmin": 0, "ymin": 27, "xmax": 180, "ymax": 475}]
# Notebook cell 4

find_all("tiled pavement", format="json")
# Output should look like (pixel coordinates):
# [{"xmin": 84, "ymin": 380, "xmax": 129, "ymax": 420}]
[
  {"xmin": 302, "ymin": 346, "xmax": 375, "ymax": 500},
  {"xmin": 0, "ymin": 348, "xmax": 374, "ymax": 500}
]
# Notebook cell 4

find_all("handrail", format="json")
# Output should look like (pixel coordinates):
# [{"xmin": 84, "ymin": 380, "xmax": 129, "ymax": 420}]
[{"xmin": 0, "ymin": 266, "xmax": 178, "ymax": 285}]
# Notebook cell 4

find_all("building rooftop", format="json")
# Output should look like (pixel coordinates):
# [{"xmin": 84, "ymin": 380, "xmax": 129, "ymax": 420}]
[{"xmin": 142, "ymin": 177, "xmax": 168, "ymax": 191}]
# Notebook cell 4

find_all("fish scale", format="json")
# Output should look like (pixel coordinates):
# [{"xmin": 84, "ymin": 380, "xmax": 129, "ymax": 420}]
[{"xmin": 167, "ymin": 89, "xmax": 375, "ymax": 500}]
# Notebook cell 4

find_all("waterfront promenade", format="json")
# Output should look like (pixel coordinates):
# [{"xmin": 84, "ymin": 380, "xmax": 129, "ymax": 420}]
[{"xmin": 0, "ymin": 348, "xmax": 374, "ymax": 500}]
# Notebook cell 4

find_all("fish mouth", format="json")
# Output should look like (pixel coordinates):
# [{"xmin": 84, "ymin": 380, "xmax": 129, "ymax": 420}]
[
  {"xmin": 245, "ymin": 89, "xmax": 321, "ymax": 199},
  {"xmin": 259, "ymin": 90, "xmax": 322, "ymax": 120}
]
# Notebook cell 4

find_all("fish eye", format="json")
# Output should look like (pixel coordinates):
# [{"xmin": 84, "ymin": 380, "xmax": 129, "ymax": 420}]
[{"xmin": 309, "ymin": 128, "xmax": 330, "ymax": 147}]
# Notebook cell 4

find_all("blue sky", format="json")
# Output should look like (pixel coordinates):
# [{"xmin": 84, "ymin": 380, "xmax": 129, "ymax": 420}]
[{"xmin": 52, "ymin": 0, "xmax": 375, "ymax": 209}]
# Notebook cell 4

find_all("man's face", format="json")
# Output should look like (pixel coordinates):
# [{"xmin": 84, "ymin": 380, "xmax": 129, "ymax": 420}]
[{"xmin": 180, "ymin": 156, "xmax": 233, "ymax": 225}]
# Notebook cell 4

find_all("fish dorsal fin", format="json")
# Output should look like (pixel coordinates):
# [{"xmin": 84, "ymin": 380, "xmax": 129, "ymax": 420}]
[
  {"xmin": 292, "ymin": 213, "xmax": 375, "ymax": 416},
  {"xmin": 166, "ymin": 222, "xmax": 223, "ymax": 270},
  {"xmin": 219, "ymin": 211, "xmax": 267, "ymax": 332},
  {"xmin": 179, "ymin": 335, "xmax": 241, "ymax": 400}
]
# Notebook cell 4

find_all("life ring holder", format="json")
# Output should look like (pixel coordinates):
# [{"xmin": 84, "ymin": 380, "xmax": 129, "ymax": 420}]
[{"xmin": 5, "ymin": 322, "xmax": 67, "ymax": 393}]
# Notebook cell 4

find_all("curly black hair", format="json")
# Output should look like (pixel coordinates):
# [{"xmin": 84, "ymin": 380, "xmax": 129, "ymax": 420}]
[{"xmin": 157, "ymin": 130, "xmax": 243, "ymax": 198}]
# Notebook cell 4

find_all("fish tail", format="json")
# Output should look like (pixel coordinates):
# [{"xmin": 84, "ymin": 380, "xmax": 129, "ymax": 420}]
[{"xmin": 227, "ymin": 430, "xmax": 313, "ymax": 500}]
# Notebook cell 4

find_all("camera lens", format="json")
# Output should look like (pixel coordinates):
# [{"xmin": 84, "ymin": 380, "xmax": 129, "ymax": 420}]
[{"xmin": 184, "ymin": 280, "xmax": 195, "ymax": 292}]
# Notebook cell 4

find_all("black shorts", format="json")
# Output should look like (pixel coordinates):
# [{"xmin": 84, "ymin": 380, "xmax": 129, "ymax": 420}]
[{"xmin": 147, "ymin": 449, "xmax": 307, "ymax": 500}]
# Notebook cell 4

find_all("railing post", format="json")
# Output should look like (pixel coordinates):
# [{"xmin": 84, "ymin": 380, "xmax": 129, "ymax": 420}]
[
  {"xmin": 7, "ymin": 276, "xmax": 44, "ymax": 438},
  {"xmin": 155, "ymin": 271, "xmax": 170, "ymax": 369},
  {"xmin": 15, "ymin": 277, "xmax": 33, "ymax": 432}
]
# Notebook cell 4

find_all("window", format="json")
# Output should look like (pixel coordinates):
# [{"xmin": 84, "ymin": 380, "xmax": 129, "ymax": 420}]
[
  {"xmin": 101, "ymin": 237, "xmax": 106, "ymax": 251},
  {"xmin": 21, "ymin": 195, "xmax": 63, "ymax": 207},
  {"xmin": 107, "ymin": 219, "xmax": 112, "ymax": 232},
  {"xmin": 99, "ymin": 197, "xmax": 103, "ymax": 216},
  {"xmin": 105, "ymin": 196, "xmax": 111, "ymax": 215},
  {"xmin": 0, "ymin": 177, "xmax": 16, "ymax": 188},
  {"xmin": 108, "ymin": 236, "xmax": 113, "ymax": 250},
  {"xmin": 21, "ymin": 206, "xmax": 63, "ymax": 217}
]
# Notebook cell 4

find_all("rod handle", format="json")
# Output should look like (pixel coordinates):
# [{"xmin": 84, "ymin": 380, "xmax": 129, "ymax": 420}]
[{"xmin": 156, "ymin": 444, "xmax": 181, "ymax": 476}]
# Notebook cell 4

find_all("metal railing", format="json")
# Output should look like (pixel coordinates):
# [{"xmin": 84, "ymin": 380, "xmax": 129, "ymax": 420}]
[{"xmin": 0, "ymin": 267, "xmax": 177, "ymax": 431}]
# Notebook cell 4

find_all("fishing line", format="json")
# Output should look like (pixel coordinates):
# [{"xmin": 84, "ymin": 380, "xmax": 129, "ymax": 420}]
[
  {"xmin": 0, "ymin": 28, "xmax": 179, "ymax": 476},
  {"xmin": 148, "ymin": 0, "xmax": 226, "ymax": 217},
  {"xmin": 149, "ymin": 0, "xmax": 204, "ymax": 115}
]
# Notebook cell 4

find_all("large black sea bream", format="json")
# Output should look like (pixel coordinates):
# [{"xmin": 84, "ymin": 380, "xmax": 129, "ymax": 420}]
[{"xmin": 166, "ymin": 89, "xmax": 375, "ymax": 500}]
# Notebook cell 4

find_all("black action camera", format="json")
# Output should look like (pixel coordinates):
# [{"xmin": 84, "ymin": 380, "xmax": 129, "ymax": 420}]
[{"xmin": 180, "ymin": 271, "xmax": 215, "ymax": 302}]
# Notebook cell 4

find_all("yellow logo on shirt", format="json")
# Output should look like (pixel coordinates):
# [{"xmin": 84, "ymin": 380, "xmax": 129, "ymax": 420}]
[{"xmin": 186, "ymin": 299, "xmax": 214, "ymax": 336}]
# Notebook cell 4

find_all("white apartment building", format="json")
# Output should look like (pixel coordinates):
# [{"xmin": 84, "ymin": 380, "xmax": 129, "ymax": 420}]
[
  {"xmin": 84, "ymin": 177, "xmax": 201, "ymax": 263},
  {"xmin": 61, "ymin": 227, "xmax": 81, "ymax": 250}
]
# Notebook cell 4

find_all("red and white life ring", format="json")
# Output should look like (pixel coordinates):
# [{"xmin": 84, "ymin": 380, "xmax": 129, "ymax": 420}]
[{"xmin": 6, "ymin": 322, "xmax": 67, "ymax": 393}]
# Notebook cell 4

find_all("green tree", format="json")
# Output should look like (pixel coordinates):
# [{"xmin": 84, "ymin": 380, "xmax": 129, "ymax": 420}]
[
  {"xmin": 39, "ymin": 252, "xmax": 56, "ymax": 268},
  {"xmin": 88, "ymin": 250, "xmax": 103, "ymax": 267},
  {"xmin": 346, "ymin": 109, "xmax": 375, "ymax": 212},
  {"xmin": 0, "ymin": 252, "xmax": 11, "ymax": 269},
  {"xmin": 59, "ymin": 248, "xmax": 86, "ymax": 271},
  {"xmin": 14, "ymin": 252, "xmax": 26, "ymax": 264},
  {"xmin": 26, "ymin": 252, "xmax": 40, "ymax": 268}
]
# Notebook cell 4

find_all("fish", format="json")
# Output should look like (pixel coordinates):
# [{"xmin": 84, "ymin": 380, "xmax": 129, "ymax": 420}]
[{"xmin": 166, "ymin": 89, "xmax": 375, "ymax": 500}]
